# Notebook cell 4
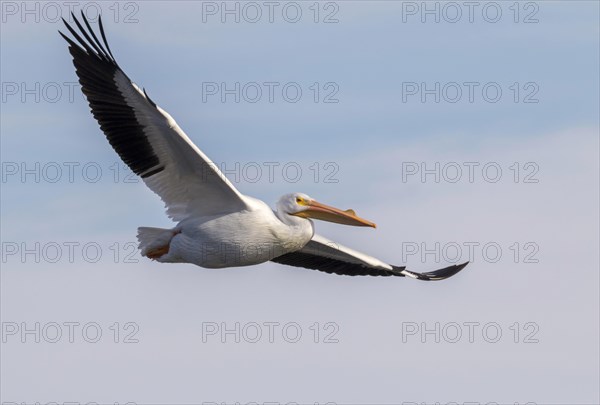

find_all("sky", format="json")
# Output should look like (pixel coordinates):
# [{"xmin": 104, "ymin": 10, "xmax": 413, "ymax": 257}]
[{"xmin": 1, "ymin": 1, "xmax": 599, "ymax": 404}]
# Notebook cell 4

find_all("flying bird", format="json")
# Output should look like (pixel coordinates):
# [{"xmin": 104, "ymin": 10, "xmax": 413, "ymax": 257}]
[{"xmin": 59, "ymin": 13, "xmax": 468, "ymax": 280}]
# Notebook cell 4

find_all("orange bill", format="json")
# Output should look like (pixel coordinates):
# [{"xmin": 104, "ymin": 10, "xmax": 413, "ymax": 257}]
[{"xmin": 292, "ymin": 200, "xmax": 376, "ymax": 228}]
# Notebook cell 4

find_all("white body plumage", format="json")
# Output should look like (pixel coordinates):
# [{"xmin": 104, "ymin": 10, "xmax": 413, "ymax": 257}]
[{"xmin": 145, "ymin": 196, "xmax": 314, "ymax": 268}]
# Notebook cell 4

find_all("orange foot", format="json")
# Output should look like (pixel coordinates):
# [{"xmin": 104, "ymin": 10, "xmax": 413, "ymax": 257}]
[{"xmin": 145, "ymin": 245, "xmax": 170, "ymax": 260}]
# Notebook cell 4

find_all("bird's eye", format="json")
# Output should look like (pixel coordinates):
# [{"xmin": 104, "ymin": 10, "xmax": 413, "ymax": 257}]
[{"xmin": 296, "ymin": 197, "xmax": 302, "ymax": 204}]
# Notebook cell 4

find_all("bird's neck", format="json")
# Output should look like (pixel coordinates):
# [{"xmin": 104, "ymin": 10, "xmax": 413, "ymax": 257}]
[
  {"xmin": 274, "ymin": 210, "xmax": 314, "ymax": 248},
  {"xmin": 275, "ymin": 209, "xmax": 305, "ymax": 227}
]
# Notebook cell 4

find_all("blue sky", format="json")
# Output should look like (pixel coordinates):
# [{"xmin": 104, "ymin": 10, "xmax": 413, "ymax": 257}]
[{"xmin": 1, "ymin": 1, "xmax": 599, "ymax": 403}]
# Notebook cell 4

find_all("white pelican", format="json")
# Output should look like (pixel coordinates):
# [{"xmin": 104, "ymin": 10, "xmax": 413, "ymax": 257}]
[{"xmin": 59, "ymin": 13, "xmax": 468, "ymax": 280}]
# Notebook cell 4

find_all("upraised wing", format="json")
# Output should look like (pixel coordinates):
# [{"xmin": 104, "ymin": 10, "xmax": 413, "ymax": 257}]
[
  {"xmin": 271, "ymin": 234, "xmax": 468, "ymax": 280},
  {"xmin": 60, "ymin": 13, "xmax": 248, "ymax": 220}
]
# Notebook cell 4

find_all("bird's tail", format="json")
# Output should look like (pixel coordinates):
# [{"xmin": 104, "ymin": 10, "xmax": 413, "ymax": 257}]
[{"xmin": 137, "ymin": 227, "xmax": 179, "ymax": 260}]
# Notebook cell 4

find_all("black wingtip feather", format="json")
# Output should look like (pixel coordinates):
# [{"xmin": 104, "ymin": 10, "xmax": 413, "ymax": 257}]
[
  {"xmin": 80, "ymin": 11, "xmax": 112, "ymax": 62},
  {"xmin": 404, "ymin": 261, "xmax": 469, "ymax": 281},
  {"xmin": 59, "ymin": 12, "xmax": 164, "ymax": 180},
  {"xmin": 97, "ymin": 14, "xmax": 116, "ymax": 60},
  {"xmin": 71, "ymin": 12, "xmax": 103, "ymax": 57}
]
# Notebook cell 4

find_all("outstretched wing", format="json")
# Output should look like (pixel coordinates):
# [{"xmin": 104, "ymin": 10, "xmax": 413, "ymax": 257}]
[
  {"xmin": 60, "ymin": 13, "xmax": 249, "ymax": 220},
  {"xmin": 271, "ymin": 234, "xmax": 468, "ymax": 280}
]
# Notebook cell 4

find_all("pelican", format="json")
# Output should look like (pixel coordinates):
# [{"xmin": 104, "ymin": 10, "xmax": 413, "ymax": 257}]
[{"xmin": 59, "ymin": 13, "xmax": 468, "ymax": 280}]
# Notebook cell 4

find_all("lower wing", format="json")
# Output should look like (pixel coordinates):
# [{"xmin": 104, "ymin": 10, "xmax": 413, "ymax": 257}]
[{"xmin": 271, "ymin": 234, "xmax": 468, "ymax": 280}]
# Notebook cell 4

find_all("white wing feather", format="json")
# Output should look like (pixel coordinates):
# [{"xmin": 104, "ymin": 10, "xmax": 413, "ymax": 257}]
[{"xmin": 115, "ymin": 74, "xmax": 249, "ymax": 220}]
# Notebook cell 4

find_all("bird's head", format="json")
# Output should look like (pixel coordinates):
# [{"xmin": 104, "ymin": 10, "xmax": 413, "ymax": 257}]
[{"xmin": 277, "ymin": 192, "xmax": 376, "ymax": 228}]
